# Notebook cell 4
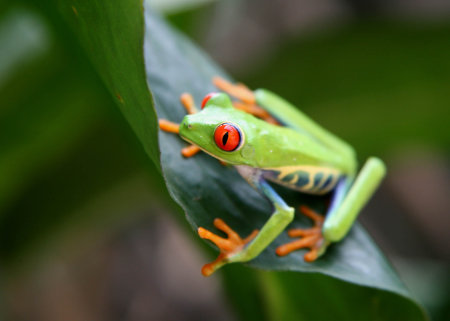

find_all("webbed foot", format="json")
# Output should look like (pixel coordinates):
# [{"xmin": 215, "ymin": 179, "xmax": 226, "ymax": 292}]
[
  {"xmin": 198, "ymin": 218, "xmax": 258, "ymax": 276},
  {"xmin": 276, "ymin": 206, "xmax": 329, "ymax": 262}
]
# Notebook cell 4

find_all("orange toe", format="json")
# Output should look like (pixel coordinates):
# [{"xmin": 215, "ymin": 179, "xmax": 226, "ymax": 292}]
[
  {"xmin": 275, "ymin": 206, "xmax": 327, "ymax": 262},
  {"xmin": 198, "ymin": 219, "xmax": 258, "ymax": 276}
]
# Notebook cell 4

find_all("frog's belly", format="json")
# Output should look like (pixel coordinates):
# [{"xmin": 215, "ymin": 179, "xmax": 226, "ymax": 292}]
[{"xmin": 262, "ymin": 165, "xmax": 341, "ymax": 195}]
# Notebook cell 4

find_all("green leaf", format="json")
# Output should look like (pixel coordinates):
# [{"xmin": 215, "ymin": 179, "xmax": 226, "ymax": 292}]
[
  {"xmin": 0, "ymin": 5, "xmax": 159, "ymax": 263},
  {"xmin": 146, "ymin": 6, "xmax": 375, "ymax": 287},
  {"xmin": 240, "ymin": 22, "xmax": 450, "ymax": 157},
  {"xmin": 224, "ymin": 265, "xmax": 424, "ymax": 321},
  {"xmin": 142, "ymin": 7, "xmax": 427, "ymax": 320},
  {"xmin": 0, "ymin": 7, "xmax": 100, "ymax": 214},
  {"xmin": 222, "ymin": 265, "xmax": 428, "ymax": 321},
  {"xmin": 147, "ymin": 0, "xmax": 217, "ymax": 14},
  {"xmin": 57, "ymin": 0, "xmax": 160, "ymax": 169},
  {"xmin": 56, "ymin": 0, "xmax": 427, "ymax": 319}
]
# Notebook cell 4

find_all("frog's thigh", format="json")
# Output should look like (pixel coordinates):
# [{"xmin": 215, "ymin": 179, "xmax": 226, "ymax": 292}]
[
  {"xmin": 323, "ymin": 157, "xmax": 386, "ymax": 242},
  {"xmin": 254, "ymin": 89, "xmax": 304, "ymax": 128}
]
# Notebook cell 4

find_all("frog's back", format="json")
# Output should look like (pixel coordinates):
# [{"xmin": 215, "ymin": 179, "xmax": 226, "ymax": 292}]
[
  {"xmin": 248, "ymin": 123, "xmax": 352, "ymax": 172},
  {"xmin": 245, "ymin": 119, "xmax": 350, "ymax": 195},
  {"xmin": 254, "ymin": 89, "xmax": 356, "ymax": 171}
]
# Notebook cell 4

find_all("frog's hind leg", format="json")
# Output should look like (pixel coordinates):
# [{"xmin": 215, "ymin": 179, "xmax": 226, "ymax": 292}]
[
  {"xmin": 276, "ymin": 206, "xmax": 329, "ymax": 262},
  {"xmin": 180, "ymin": 92, "xmax": 199, "ymax": 114},
  {"xmin": 232, "ymin": 101, "xmax": 279, "ymax": 125},
  {"xmin": 213, "ymin": 77, "xmax": 279, "ymax": 124},
  {"xmin": 213, "ymin": 76, "xmax": 256, "ymax": 105},
  {"xmin": 198, "ymin": 218, "xmax": 258, "ymax": 276}
]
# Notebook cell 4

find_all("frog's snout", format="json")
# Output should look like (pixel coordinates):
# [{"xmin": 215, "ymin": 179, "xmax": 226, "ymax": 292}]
[
  {"xmin": 180, "ymin": 116, "xmax": 192, "ymax": 131},
  {"xmin": 179, "ymin": 116, "xmax": 194, "ymax": 141}
]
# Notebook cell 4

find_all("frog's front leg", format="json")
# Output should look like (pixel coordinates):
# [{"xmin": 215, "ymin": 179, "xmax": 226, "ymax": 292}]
[
  {"xmin": 198, "ymin": 169, "xmax": 295, "ymax": 276},
  {"xmin": 198, "ymin": 219, "xmax": 258, "ymax": 276},
  {"xmin": 159, "ymin": 93, "xmax": 201, "ymax": 157}
]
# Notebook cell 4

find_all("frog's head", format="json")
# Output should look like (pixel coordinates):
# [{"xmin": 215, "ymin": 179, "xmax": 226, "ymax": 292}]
[{"xmin": 179, "ymin": 93, "xmax": 257, "ymax": 165}]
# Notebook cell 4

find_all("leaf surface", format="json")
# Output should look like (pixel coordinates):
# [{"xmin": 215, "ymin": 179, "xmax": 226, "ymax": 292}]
[
  {"xmin": 57, "ymin": 1, "xmax": 428, "ymax": 319},
  {"xmin": 142, "ymin": 7, "xmax": 427, "ymax": 319},
  {"xmin": 58, "ymin": 0, "xmax": 160, "ymax": 168}
]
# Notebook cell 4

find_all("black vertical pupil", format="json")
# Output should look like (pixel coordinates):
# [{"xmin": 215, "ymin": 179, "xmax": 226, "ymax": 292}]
[{"xmin": 222, "ymin": 132, "xmax": 229, "ymax": 145}]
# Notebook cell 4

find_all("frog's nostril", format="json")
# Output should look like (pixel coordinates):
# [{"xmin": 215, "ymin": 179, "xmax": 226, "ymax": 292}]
[
  {"xmin": 183, "ymin": 119, "xmax": 192, "ymax": 129},
  {"xmin": 181, "ymin": 116, "xmax": 193, "ymax": 130}
]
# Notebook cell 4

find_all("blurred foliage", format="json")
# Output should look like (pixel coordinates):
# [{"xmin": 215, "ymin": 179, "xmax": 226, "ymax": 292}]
[
  {"xmin": 148, "ymin": 0, "xmax": 217, "ymax": 14},
  {"xmin": 0, "ymin": 2, "xmax": 164, "ymax": 267},
  {"xmin": 240, "ymin": 22, "xmax": 450, "ymax": 158},
  {"xmin": 58, "ymin": 0, "xmax": 160, "ymax": 169},
  {"xmin": 223, "ymin": 264, "xmax": 428, "ymax": 321},
  {"xmin": 169, "ymin": 11, "xmax": 450, "ymax": 160},
  {"xmin": 1, "ymin": 0, "xmax": 449, "ymax": 320}
]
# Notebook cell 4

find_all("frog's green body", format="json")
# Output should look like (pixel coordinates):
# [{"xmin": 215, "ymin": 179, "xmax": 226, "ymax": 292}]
[
  {"xmin": 174, "ymin": 85, "xmax": 386, "ymax": 276},
  {"xmin": 263, "ymin": 165, "xmax": 341, "ymax": 195},
  {"xmin": 253, "ymin": 89, "xmax": 356, "ymax": 195}
]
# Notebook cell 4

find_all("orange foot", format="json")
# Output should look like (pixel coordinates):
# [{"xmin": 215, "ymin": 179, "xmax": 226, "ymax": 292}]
[
  {"xmin": 276, "ymin": 206, "xmax": 327, "ymax": 262},
  {"xmin": 159, "ymin": 93, "xmax": 201, "ymax": 157},
  {"xmin": 198, "ymin": 218, "xmax": 258, "ymax": 276}
]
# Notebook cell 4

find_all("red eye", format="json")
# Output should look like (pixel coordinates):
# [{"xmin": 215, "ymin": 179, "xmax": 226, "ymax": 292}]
[
  {"xmin": 214, "ymin": 123, "xmax": 242, "ymax": 151},
  {"xmin": 201, "ymin": 93, "xmax": 217, "ymax": 109}
]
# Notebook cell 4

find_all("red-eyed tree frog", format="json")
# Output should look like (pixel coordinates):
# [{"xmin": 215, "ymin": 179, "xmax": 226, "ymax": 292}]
[{"xmin": 159, "ymin": 77, "xmax": 386, "ymax": 276}]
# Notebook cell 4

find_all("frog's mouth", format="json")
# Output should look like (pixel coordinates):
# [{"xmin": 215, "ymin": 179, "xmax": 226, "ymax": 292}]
[
  {"xmin": 180, "ymin": 135, "xmax": 230, "ymax": 163},
  {"xmin": 179, "ymin": 116, "xmax": 202, "ymax": 146}
]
